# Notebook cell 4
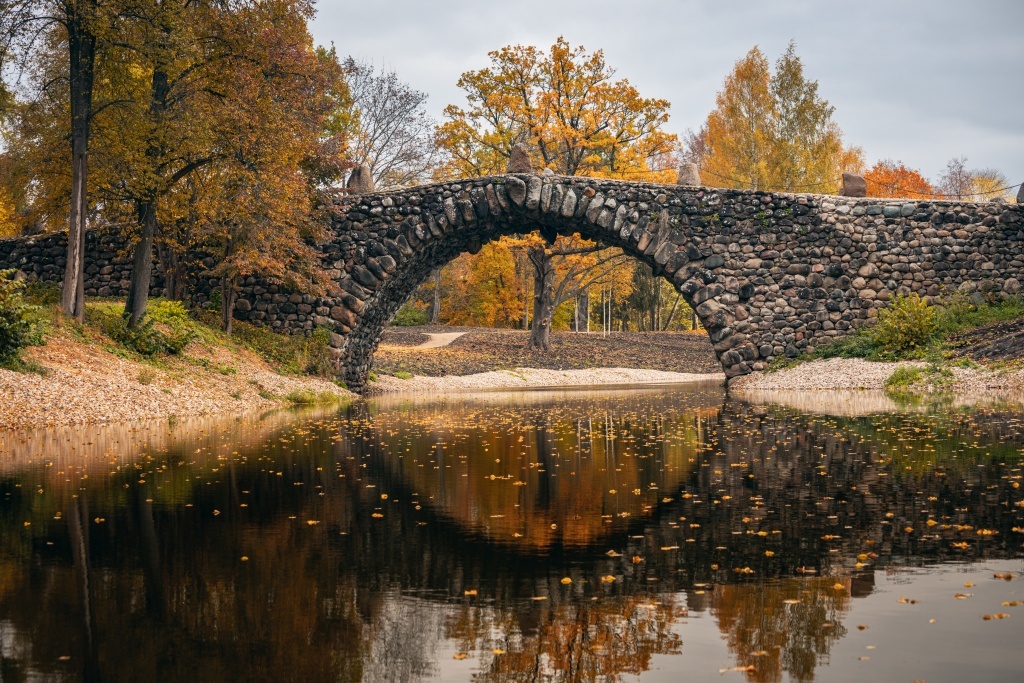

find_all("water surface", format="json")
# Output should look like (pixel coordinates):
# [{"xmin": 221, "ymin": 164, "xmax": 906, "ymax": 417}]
[{"xmin": 1, "ymin": 387, "xmax": 1023, "ymax": 682}]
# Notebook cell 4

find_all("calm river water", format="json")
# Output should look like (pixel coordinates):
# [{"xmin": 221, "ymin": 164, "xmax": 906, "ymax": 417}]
[{"xmin": 1, "ymin": 385, "xmax": 1023, "ymax": 682}]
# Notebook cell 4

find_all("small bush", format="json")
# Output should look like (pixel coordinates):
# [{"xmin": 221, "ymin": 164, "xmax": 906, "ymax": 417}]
[
  {"xmin": 149, "ymin": 299, "xmax": 192, "ymax": 325},
  {"xmin": 138, "ymin": 367, "xmax": 156, "ymax": 385},
  {"xmin": 872, "ymin": 294, "xmax": 936, "ymax": 356},
  {"xmin": 0, "ymin": 270, "xmax": 42, "ymax": 367},
  {"xmin": 394, "ymin": 370, "xmax": 413, "ymax": 380},
  {"xmin": 814, "ymin": 332, "xmax": 880, "ymax": 360},
  {"xmin": 284, "ymin": 389, "xmax": 343, "ymax": 405},
  {"xmin": 392, "ymin": 304, "xmax": 428, "ymax": 327},
  {"xmin": 110, "ymin": 315, "xmax": 167, "ymax": 356},
  {"xmin": 884, "ymin": 365, "xmax": 924, "ymax": 391}
]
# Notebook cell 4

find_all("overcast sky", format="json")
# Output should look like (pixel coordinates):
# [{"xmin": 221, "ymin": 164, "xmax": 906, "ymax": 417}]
[{"xmin": 311, "ymin": 0, "xmax": 1024, "ymax": 189}]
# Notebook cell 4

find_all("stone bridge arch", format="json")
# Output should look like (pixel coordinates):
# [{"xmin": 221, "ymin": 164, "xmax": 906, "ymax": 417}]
[
  {"xmin": 329, "ymin": 174, "xmax": 764, "ymax": 391},
  {"xmin": 320, "ymin": 174, "xmax": 1022, "ymax": 392}
]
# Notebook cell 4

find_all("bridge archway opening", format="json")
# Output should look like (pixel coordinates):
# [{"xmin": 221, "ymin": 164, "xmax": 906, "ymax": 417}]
[{"xmin": 335, "ymin": 175, "xmax": 749, "ymax": 392}]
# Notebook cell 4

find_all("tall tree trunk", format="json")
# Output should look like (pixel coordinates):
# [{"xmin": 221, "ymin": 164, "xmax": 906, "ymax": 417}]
[
  {"xmin": 126, "ymin": 201, "xmax": 157, "ymax": 327},
  {"xmin": 126, "ymin": 65, "xmax": 170, "ymax": 327},
  {"xmin": 662, "ymin": 292, "xmax": 683, "ymax": 331},
  {"xmin": 527, "ymin": 245, "xmax": 554, "ymax": 351},
  {"xmin": 61, "ymin": 1, "xmax": 97, "ymax": 323},
  {"xmin": 575, "ymin": 289, "xmax": 589, "ymax": 332},
  {"xmin": 430, "ymin": 269, "xmax": 441, "ymax": 324}
]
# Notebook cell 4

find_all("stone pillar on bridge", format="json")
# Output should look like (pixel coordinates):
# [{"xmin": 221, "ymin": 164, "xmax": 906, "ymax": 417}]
[
  {"xmin": 346, "ymin": 164, "xmax": 375, "ymax": 193},
  {"xmin": 839, "ymin": 172, "xmax": 867, "ymax": 197},
  {"xmin": 677, "ymin": 162, "xmax": 701, "ymax": 186},
  {"xmin": 507, "ymin": 144, "xmax": 534, "ymax": 174}
]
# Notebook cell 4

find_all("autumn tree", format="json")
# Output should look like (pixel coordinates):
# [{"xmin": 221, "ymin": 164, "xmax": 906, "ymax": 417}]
[
  {"xmin": 343, "ymin": 57, "xmax": 436, "ymax": 189},
  {"xmin": 436, "ymin": 37, "xmax": 677, "ymax": 350},
  {"xmin": 695, "ymin": 42, "xmax": 862, "ymax": 193},
  {"xmin": 863, "ymin": 159, "xmax": 936, "ymax": 199},
  {"xmin": 937, "ymin": 156, "xmax": 1015, "ymax": 202},
  {"xmin": 192, "ymin": 1, "xmax": 345, "ymax": 334},
  {"xmin": 0, "ymin": 0, "xmax": 107, "ymax": 321}
]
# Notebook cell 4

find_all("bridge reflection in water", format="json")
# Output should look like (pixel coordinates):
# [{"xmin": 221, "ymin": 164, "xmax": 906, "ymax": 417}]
[{"xmin": 0, "ymin": 387, "xmax": 1022, "ymax": 682}]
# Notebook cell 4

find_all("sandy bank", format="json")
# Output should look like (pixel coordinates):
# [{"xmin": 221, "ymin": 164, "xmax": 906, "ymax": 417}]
[{"xmin": 367, "ymin": 367, "xmax": 725, "ymax": 394}]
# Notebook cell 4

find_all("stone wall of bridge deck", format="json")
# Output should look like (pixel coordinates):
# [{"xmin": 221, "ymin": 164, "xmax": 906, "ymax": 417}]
[{"xmin": 2, "ymin": 174, "xmax": 1022, "ymax": 393}]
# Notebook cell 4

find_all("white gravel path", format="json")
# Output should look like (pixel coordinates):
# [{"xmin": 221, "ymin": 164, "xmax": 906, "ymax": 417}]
[
  {"xmin": 368, "ymin": 367, "xmax": 725, "ymax": 394},
  {"xmin": 415, "ymin": 331, "xmax": 468, "ymax": 348}
]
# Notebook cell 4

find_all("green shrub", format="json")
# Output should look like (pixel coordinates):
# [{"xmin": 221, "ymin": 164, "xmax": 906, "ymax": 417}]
[
  {"xmin": 0, "ymin": 270, "xmax": 42, "ymax": 367},
  {"xmin": 884, "ymin": 365, "xmax": 924, "ymax": 391},
  {"xmin": 394, "ymin": 370, "xmax": 413, "ymax": 380},
  {"xmin": 233, "ymin": 323, "xmax": 336, "ymax": 377},
  {"xmin": 814, "ymin": 332, "xmax": 879, "ymax": 360},
  {"xmin": 872, "ymin": 294, "xmax": 936, "ymax": 356},
  {"xmin": 111, "ymin": 315, "xmax": 167, "ymax": 356},
  {"xmin": 108, "ymin": 311, "xmax": 195, "ymax": 357},
  {"xmin": 149, "ymin": 299, "xmax": 191, "ymax": 325},
  {"xmin": 392, "ymin": 304, "xmax": 428, "ymax": 327}
]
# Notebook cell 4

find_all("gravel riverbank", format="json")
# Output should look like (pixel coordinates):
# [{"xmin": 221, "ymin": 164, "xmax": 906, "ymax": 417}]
[
  {"xmin": 731, "ymin": 357, "xmax": 1024, "ymax": 400},
  {"xmin": 367, "ymin": 367, "xmax": 725, "ymax": 394},
  {"xmin": 0, "ymin": 335, "xmax": 351, "ymax": 432}
]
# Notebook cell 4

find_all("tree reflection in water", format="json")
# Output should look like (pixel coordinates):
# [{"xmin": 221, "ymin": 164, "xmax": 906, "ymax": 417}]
[{"xmin": 0, "ymin": 388, "xmax": 1021, "ymax": 681}]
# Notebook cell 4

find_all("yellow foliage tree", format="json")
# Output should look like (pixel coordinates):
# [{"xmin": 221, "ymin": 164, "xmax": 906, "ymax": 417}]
[
  {"xmin": 695, "ymin": 43, "xmax": 862, "ymax": 193},
  {"xmin": 436, "ymin": 37, "xmax": 678, "ymax": 349}
]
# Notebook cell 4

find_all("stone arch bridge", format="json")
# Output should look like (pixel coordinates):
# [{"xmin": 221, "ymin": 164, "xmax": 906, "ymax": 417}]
[
  {"xmin": 316, "ymin": 175, "xmax": 1023, "ymax": 391},
  {"xmin": 2, "ymin": 174, "xmax": 1022, "ymax": 392}
]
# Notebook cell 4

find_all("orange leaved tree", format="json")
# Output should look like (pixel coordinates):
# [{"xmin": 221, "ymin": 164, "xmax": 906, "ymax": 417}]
[{"xmin": 436, "ymin": 37, "xmax": 677, "ymax": 350}]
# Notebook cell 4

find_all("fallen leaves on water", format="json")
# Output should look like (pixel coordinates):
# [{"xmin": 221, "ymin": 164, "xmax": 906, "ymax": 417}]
[
  {"xmin": 453, "ymin": 653, "xmax": 469, "ymax": 660},
  {"xmin": 719, "ymin": 665, "xmax": 756, "ymax": 673}
]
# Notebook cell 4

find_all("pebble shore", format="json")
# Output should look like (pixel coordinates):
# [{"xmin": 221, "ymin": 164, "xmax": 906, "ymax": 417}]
[
  {"xmin": 367, "ymin": 367, "xmax": 725, "ymax": 394},
  {"xmin": 731, "ymin": 356, "xmax": 1024, "ymax": 399}
]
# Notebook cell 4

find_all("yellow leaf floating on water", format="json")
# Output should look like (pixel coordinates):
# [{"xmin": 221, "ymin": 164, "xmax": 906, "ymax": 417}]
[
  {"xmin": 765, "ymin": 551, "xmax": 775, "ymax": 557},
  {"xmin": 492, "ymin": 649, "xmax": 506, "ymax": 655},
  {"xmin": 898, "ymin": 597, "xmax": 918, "ymax": 604},
  {"xmin": 833, "ymin": 583, "xmax": 846, "ymax": 591},
  {"xmin": 453, "ymin": 653, "xmax": 469, "ymax": 660},
  {"xmin": 719, "ymin": 666, "xmax": 756, "ymax": 673},
  {"xmin": 560, "ymin": 577, "xmax": 572, "ymax": 585},
  {"xmin": 531, "ymin": 595, "xmax": 549, "ymax": 601},
  {"xmin": 982, "ymin": 613, "xmax": 1011, "ymax": 620},
  {"xmin": 600, "ymin": 575, "xmax": 616, "ymax": 583},
  {"xmin": 306, "ymin": 520, "xmax": 320, "ymax": 525},
  {"xmin": 954, "ymin": 593, "xmax": 973, "ymax": 599},
  {"xmin": 464, "ymin": 589, "xmax": 477, "ymax": 596}
]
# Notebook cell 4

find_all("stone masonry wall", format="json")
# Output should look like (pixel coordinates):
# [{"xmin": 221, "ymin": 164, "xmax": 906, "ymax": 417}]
[{"xmin": 2, "ymin": 174, "xmax": 1022, "ymax": 392}]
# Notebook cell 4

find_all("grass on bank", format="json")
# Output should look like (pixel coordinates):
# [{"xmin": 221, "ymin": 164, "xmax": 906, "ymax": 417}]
[
  {"xmin": 1, "ymin": 274, "xmax": 348, "ymax": 394},
  {"xmin": 768, "ymin": 293, "xmax": 1024, "ymax": 372}
]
